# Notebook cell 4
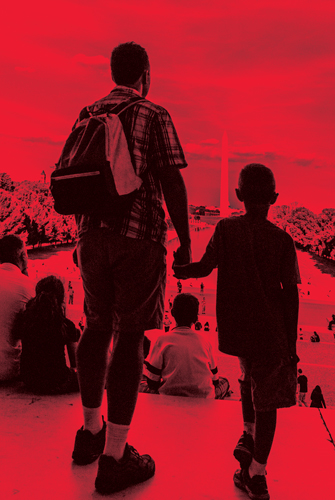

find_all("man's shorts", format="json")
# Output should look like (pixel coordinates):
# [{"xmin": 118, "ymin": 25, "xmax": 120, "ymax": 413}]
[
  {"xmin": 77, "ymin": 229, "xmax": 166, "ymax": 334},
  {"xmin": 238, "ymin": 356, "xmax": 297, "ymax": 412}
]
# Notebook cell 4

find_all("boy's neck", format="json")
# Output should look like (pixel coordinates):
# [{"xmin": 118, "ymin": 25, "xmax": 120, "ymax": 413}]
[{"xmin": 244, "ymin": 203, "xmax": 270, "ymax": 220}]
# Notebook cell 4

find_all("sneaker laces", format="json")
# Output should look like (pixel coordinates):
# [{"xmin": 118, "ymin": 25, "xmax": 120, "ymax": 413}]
[{"xmin": 128, "ymin": 445, "xmax": 144, "ymax": 463}]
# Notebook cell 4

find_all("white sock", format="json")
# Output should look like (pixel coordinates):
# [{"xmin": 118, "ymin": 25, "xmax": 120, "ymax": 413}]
[
  {"xmin": 104, "ymin": 421, "xmax": 130, "ymax": 461},
  {"xmin": 244, "ymin": 422, "xmax": 255, "ymax": 437},
  {"xmin": 83, "ymin": 406, "xmax": 103, "ymax": 435},
  {"xmin": 249, "ymin": 458, "xmax": 266, "ymax": 477}
]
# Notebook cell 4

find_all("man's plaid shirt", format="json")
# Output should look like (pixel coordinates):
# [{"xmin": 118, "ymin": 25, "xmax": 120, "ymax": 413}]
[{"xmin": 75, "ymin": 86, "xmax": 187, "ymax": 248}]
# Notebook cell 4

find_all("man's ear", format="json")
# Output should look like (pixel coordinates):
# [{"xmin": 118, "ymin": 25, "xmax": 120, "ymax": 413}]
[
  {"xmin": 142, "ymin": 70, "xmax": 148, "ymax": 85},
  {"xmin": 270, "ymin": 192, "xmax": 279, "ymax": 205},
  {"xmin": 235, "ymin": 188, "xmax": 243, "ymax": 202}
]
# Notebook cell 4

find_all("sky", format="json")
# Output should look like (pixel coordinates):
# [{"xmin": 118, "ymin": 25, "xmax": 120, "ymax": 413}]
[{"xmin": 1, "ymin": 0, "xmax": 335, "ymax": 212}]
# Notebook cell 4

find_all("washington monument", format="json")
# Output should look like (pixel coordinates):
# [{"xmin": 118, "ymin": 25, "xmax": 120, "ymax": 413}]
[{"xmin": 220, "ymin": 130, "xmax": 229, "ymax": 216}]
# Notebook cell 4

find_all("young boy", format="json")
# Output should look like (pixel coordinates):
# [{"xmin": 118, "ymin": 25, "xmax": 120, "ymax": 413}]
[
  {"xmin": 143, "ymin": 293, "xmax": 222, "ymax": 398},
  {"xmin": 173, "ymin": 164, "xmax": 300, "ymax": 500}
]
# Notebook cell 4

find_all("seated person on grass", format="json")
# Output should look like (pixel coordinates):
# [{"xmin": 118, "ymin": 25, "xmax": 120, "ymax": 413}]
[
  {"xmin": 13, "ymin": 275, "xmax": 80, "ymax": 394},
  {"xmin": 143, "ymin": 293, "xmax": 228, "ymax": 399}
]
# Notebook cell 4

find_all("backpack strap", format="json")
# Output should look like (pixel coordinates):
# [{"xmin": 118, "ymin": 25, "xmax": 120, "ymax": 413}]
[{"xmin": 86, "ymin": 96, "xmax": 146, "ymax": 118}]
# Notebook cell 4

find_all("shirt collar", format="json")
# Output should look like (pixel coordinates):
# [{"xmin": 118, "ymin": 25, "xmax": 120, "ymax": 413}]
[
  {"xmin": 0, "ymin": 262, "xmax": 22, "ymax": 274},
  {"xmin": 112, "ymin": 85, "xmax": 141, "ymax": 96}
]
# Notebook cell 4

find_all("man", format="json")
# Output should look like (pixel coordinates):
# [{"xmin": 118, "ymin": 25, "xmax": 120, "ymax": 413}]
[
  {"xmin": 71, "ymin": 42, "xmax": 191, "ymax": 495},
  {"xmin": 0, "ymin": 235, "xmax": 35, "ymax": 381},
  {"xmin": 297, "ymin": 368, "xmax": 308, "ymax": 406}
]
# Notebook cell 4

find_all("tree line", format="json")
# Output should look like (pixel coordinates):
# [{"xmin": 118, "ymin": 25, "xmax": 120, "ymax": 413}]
[
  {"xmin": 0, "ymin": 173, "xmax": 76, "ymax": 248},
  {"xmin": 270, "ymin": 204, "xmax": 335, "ymax": 259},
  {"xmin": 1, "ymin": 172, "xmax": 335, "ymax": 258}
]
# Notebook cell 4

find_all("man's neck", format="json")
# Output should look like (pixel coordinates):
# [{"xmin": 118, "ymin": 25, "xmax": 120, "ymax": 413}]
[{"xmin": 114, "ymin": 84, "xmax": 142, "ymax": 96}]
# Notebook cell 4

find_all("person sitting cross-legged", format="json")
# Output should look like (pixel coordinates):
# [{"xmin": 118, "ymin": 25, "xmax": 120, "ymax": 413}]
[{"xmin": 143, "ymin": 293, "xmax": 228, "ymax": 399}]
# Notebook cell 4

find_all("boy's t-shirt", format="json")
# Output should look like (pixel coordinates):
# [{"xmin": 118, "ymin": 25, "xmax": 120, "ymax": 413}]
[
  {"xmin": 199, "ymin": 215, "xmax": 301, "ymax": 361},
  {"xmin": 143, "ymin": 326, "xmax": 218, "ymax": 398}
]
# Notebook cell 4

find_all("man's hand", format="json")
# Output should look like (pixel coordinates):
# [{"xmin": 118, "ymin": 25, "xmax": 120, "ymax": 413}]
[
  {"xmin": 173, "ymin": 264, "xmax": 190, "ymax": 280},
  {"xmin": 173, "ymin": 245, "xmax": 191, "ymax": 266}
]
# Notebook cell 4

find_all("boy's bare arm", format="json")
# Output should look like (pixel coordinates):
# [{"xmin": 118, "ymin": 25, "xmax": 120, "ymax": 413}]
[
  {"xmin": 282, "ymin": 284, "xmax": 299, "ymax": 361},
  {"xmin": 173, "ymin": 260, "xmax": 214, "ymax": 279}
]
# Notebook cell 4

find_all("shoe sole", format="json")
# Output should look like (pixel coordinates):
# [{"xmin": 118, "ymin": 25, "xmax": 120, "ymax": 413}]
[
  {"xmin": 72, "ymin": 452, "xmax": 101, "ymax": 465},
  {"xmin": 233, "ymin": 471, "xmax": 270, "ymax": 500},
  {"xmin": 95, "ymin": 466, "xmax": 155, "ymax": 495}
]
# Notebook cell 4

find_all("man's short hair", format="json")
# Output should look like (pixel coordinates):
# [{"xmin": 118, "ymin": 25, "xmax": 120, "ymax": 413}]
[
  {"xmin": 238, "ymin": 163, "xmax": 276, "ymax": 204},
  {"xmin": 171, "ymin": 293, "xmax": 199, "ymax": 326},
  {"xmin": 0, "ymin": 235, "xmax": 24, "ymax": 265},
  {"xmin": 298, "ymin": 369, "xmax": 302, "ymax": 374},
  {"xmin": 111, "ymin": 42, "xmax": 149, "ymax": 85}
]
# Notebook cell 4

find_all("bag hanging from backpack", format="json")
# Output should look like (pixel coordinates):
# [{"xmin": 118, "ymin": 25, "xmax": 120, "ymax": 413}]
[{"xmin": 50, "ymin": 96, "xmax": 145, "ymax": 217}]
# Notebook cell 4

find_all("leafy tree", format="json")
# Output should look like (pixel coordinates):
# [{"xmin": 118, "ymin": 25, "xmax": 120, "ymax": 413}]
[{"xmin": 0, "ymin": 173, "xmax": 14, "ymax": 192}]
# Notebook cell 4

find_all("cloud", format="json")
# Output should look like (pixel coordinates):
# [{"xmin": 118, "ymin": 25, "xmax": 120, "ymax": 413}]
[
  {"xmin": 21, "ymin": 135, "xmax": 66, "ymax": 146},
  {"xmin": 73, "ymin": 54, "xmax": 109, "ymax": 68},
  {"xmin": 184, "ymin": 142, "xmax": 221, "ymax": 160},
  {"xmin": 294, "ymin": 158, "xmax": 314, "ymax": 167},
  {"xmin": 200, "ymin": 138, "xmax": 220, "ymax": 146},
  {"xmin": 15, "ymin": 67, "xmax": 35, "ymax": 73}
]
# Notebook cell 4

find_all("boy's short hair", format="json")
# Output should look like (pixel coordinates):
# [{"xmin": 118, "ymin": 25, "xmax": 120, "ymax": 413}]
[
  {"xmin": 0, "ymin": 235, "xmax": 24, "ymax": 265},
  {"xmin": 111, "ymin": 42, "xmax": 149, "ymax": 85},
  {"xmin": 238, "ymin": 163, "xmax": 276, "ymax": 204},
  {"xmin": 171, "ymin": 293, "xmax": 199, "ymax": 326}
]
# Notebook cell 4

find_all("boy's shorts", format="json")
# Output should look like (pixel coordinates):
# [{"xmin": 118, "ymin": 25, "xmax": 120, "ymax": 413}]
[{"xmin": 238, "ymin": 356, "xmax": 297, "ymax": 412}]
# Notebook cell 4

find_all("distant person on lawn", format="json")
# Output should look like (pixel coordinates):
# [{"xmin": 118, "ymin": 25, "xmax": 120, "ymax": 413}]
[
  {"xmin": 71, "ymin": 41, "xmax": 191, "ymax": 495},
  {"xmin": 173, "ymin": 164, "xmax": 301, "ymax": 500},
  {"xmin": 14, "ymin": 276, "xmax": 80, "ymax": 394},
  {"xmin": 143, "ymin": 293, "xmax": 227, "ymax": 399},
  {"xmin": 297, "ymin": 368, "xmax": 308, "ymax": 407},
  {"xmin": 0, "ymin": 235, "xmax": 35, "ymax": 382}
]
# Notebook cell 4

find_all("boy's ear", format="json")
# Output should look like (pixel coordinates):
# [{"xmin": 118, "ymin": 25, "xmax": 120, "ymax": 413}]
[
  {"xmin": 270, "ymin": 192, "xmax": 279, "ymax": 205},
  {"xmin": 235, "ymin": 188, "xmax": 243, "ymax": 202}
]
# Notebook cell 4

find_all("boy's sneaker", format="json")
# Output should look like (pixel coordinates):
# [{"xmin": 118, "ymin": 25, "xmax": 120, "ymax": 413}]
[
  {"xmin": 233, "ymin": 468, "xmax": 270, "ymax": 500},
  {"xmin": 72, "ymin": 418, "xmax": 106, "ymax": 465},
  {"xmin": 233, "ymin": 431, "xmax": 254, "ymax": 468},
  {"xmin": 95, "ymin": 444, "xmax": 155, "ymax": 495}
]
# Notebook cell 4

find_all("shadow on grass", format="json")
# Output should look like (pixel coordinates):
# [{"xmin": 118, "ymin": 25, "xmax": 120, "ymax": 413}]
[{"xmin": 28, "ymin": 243, "xmax": 76, "ymax": 261}]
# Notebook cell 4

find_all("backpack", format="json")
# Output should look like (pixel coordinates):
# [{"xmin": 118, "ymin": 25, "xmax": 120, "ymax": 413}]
[{"xmin": 50, "ymin": 96, "xmax": 145, "ymax": 217}]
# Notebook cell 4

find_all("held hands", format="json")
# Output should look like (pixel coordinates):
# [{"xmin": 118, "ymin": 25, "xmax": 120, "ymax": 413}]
[
  {"xmin": 173, "ymin": 245, "xmax": 191, "ymax": 266},
  {"xmin": 172, "ymin": 244, "xmax": 191, "ymax": 280}
]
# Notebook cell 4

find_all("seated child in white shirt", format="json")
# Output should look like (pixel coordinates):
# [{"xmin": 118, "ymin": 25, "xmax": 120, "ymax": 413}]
[{"xmin": 143, "ymin": 293, "xmax": 226, "ymax": 398}]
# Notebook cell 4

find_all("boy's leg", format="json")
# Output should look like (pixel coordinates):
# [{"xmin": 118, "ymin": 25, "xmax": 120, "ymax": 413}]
[
  {"xmin": 250, "ymin": 409, "xmax": 277, "ymax": 476},
  {"xmin": 234, "ymin": 358, "xmax": 255, "ymax": 467}
]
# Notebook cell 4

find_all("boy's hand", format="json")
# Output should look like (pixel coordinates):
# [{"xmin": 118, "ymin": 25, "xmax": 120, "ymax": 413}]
[
  {"xmin": 173, "ymin": 264, "xmax": 190, "ymax": 280},
  {"xmin": 173, "ymin": 245, "xmax": 191, "ymax": 266}
]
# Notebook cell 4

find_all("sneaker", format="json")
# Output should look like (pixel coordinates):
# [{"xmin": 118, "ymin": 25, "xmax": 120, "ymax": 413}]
[
  {"xmin": 95, "ymin": 444, "xmax": 155, "ymax": 495},
  {"xmin": 233, "ymin": 468, "xmax": 270, "ymax": 500},
  {"xmin": 233, "ymin": 431, "xmax": 254, "ymax": 468},
  {"xmin": 72, "ymin": 418, "xmax": 106, "ymax": 465}
]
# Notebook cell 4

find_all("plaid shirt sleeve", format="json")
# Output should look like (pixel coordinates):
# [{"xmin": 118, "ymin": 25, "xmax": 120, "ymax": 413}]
[{"xmin": 150, "ymin": 109, "xmax": 188, "ymax": 171}]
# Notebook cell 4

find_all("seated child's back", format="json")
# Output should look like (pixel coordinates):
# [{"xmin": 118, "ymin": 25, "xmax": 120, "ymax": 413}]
[{"xmin": 144, "ymin": 293, "xmax": 218, "ymax": 398}]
